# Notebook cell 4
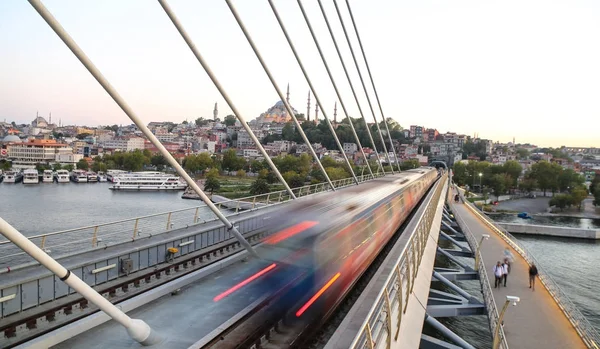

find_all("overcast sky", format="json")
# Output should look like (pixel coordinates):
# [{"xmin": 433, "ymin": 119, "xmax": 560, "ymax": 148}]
[{"xmin": 1, "ymin": 0, "xmax": 599, "ymax": 148}]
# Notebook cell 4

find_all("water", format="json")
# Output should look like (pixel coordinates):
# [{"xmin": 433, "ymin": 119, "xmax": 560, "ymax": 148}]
[
  {"xmin": 0, "ymin": 182, "xmax": 206, "ymax": 235},
  {"xmin": 491, "ymin": 213, "xmax": 600, "ymax": 229}
]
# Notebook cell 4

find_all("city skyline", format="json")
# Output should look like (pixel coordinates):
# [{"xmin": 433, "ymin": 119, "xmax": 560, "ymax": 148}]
[{"xmin": 1, "ymin": 0, "xmax": 600, "ymax": 148}]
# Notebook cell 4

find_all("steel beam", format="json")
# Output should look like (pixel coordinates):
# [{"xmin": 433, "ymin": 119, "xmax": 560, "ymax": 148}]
[
  {"xmin": 421, "ymin": 334, "xmax": 463, "ymax": 349},
  {"xmin": 433, "ymin": 271, "xmax": 479, "ymax": 282},
  {"xmin": 439, "ymin": 231, "xmax": 470, "ymax": 251},
  {"xmin": 442, "ymin": 249, "xmax": 473, "ymax": 258},
  {"xmin": 436, "ymin": 247, "xmax": 473, "ymax": 271},
  {"xmin": 424, "ymin": 314, "xmax": 476, "ymax": 349},
  {"xmin": 432, "ymin": 271, "xmax": 480, "ymax": 303},
  {"xmin": 427, "ymin": 304, "xmax": 486, "ymax": 317}
]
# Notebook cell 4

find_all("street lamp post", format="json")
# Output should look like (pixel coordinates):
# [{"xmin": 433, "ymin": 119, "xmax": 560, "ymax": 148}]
[
  {"xmin": 493, "ymin": 295, "xmax": 520, "ymax": 349},
  {"xmin": 478, "ymin": 172, "xmax": 483, "ymax": 193},
  {"xmin": 474, "ymin": 234, "xmax": 490, "ymax": 271}
]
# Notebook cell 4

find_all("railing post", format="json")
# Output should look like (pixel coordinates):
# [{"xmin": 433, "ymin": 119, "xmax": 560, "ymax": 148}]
[
  {"xmin": 266, "ymin": 193, "xmax": 270, "ymax": 205},
  {"xmin": 193, "ymin": 207, "xmax": 199, "ymax": 223},
  {"xmin": 404, "ymin": 261, "xmax": 411, "ymax": 313},
  {"xmin": 252, "ymin": 196, "xmax": 256, "ymax": 209},
  {"xmin": 395, "ymin": 264, "xmax": 403, "ymax": 339},
  {"xmin": 91, "ymin": 226, "xmax": 99, "ymax": 247},
  {"xmin": 235, "ymin": 200, "xmax": 240, "ymax": 213},
  {"xmin": 365, "ymin": 323, "xmax": 375, "ymax": 349},
  {"xmin": 132, "ymin": 218, "xmax": 139, "ymax": 240},
  {"xmin": 166, "ymin": 212, "xmax": 172, "ymax": 231},
  {"xmin": 40, "ymin": 235, "xmax": 47, "ymax": 250},
  {"xmin": 383, "ymin": 288, "xmax": 393, "ymax": 349},
  {"xmin": 278, "ymin": 191, "xmax": 283, "ymax": 202}
]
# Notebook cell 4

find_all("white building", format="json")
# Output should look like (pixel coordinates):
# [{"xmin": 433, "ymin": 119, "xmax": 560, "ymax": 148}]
[
  {"xmin": 7, "ymin": 139, "xmax": 73, "ymax": 167},
  {"xmin": 56, "ymin": 153, "xmax": 83, "ymax": 165},
  {"xmin": 343, "ymin": 142, "xmax": 358, "ymax": 154},
  {"xmin": 101, "ymin": 137, "xmax": 145, "ymax": 152},
  {"xmin": 155, "ymin": 133, "xmax": 177, "ymax": 143}
]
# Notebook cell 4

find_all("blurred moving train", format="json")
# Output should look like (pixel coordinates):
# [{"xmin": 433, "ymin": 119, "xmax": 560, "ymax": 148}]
[{"xmin": 239, "ymin": 167, "xmax": 440, "ymax": 322}]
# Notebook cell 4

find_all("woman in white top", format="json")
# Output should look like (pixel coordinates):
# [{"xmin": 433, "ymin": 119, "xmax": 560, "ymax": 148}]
[{"xmin": 493, "ymin": 261, "xmax": 504, "ymax": 288}]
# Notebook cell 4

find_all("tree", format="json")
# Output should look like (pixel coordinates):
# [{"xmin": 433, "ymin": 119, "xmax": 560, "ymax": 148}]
[
  {"xmin": 529, "ymin": 161, "xmax": 555, "ymax": 196},
  {"xmin": 182, "ymin": 120, "xmax": 188, "ymax": 125},
  {"xmin": 76, "ymin": 159, "xmax": 89, "ymax": 170},
  {"xmin": 325, "ymin": 167, "xmax": 349, "ymax": 181},
  {"xmin": 502, "ymin": 161, "xmax": 522, "ymax": 188},
  {"xmin": 516, "ymin": 148, "xmax": 530, "ymax": 159},
  {"xmin": 249, "ymin": 178, "xmax": 270, "ymax": 195},
  {"xmin": 184, "ymin": 153, "xmax": 213, "ymax": 173},
  {"xmin": 0, "ymin": 160, "xmax": 12, "ymax": 171},
  {"xmin": 549, "ymin": 194, "xmax": 572, "ymax": 211},
  {"xmin": 558, "ymin": 169, "xmax": 584, "ymax": 192},
  {"xmin": 204, "ymin": 176, "xmax": 221, "ymax": 194},
  {"xmin": 594, "ymin": 184, "xmax": 600, "ymax": 207},
  {"xmin": 151, "ymin": 155, "xmax": 168, "ymax": 171},
  {"xmin": 222, "ymin": 149, "xmax": 242, "ymax": 172},
  {"xmin": 236, "ymin": 169, "xmax": 246, "ymax": 178},
  {"xmin": 64, "ymin": 164, "xmax": 74, "ymax": 172},
  {"xmin": 489, "ymin": 173, "xmax": 508, "ymax": 200},
  {"xmin": 35, "ymin": 163, "xmax": 50, "ymax": 172},
  {"xmin": 52, "ymin": 163, "xmax": 62, "ymax": 171},
  {"xmin": 123, "ymin": 150, "xmax": 146, "ymax": 171},
  {"xmin": 451, "ymin": 162, "xmax": 467, "ymax": 186},
  {"xmin": 91, "ymin": 161, "xmax": 107, "ymax": 173},
  {"xmin": 518, "ymin": 177, "xmax": 537, "ymax": 194},
  {"xmin": 195, "ymin": 117, "xmax": 209, "ymax": 127},
  {"xmin": 224, "ymin": 115, "xmax": 237, "ymax": 126},
  {"xmin": 401, "ymin": 159, "xmax": 420, "ymax": 170},
  {"xmin": 591, "ymin": 176, "xmax": 600, "ymax": 196},
  {"xmin": 76, "ymin": 133, "xmax": 89, "ymax": 140},
  {"xmin": 570, "ymin": 186, "xmax": 588, "ymax": 210}
]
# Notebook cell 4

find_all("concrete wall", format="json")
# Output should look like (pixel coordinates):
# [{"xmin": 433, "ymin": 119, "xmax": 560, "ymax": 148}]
[{"xmin": 497, "ymin": 223, "xmax": 600, "ymax": 239}]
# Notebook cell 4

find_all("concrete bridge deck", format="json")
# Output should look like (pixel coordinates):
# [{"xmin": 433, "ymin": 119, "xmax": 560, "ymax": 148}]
[{"xmin": 450, "ymin": 188, "xmax": 587, "ymax": 349}]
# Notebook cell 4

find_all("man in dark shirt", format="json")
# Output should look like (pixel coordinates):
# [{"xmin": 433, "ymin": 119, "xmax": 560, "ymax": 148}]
[{"xmin": 529, "ymin": 263, "xmax": 538, "ymax": 291}]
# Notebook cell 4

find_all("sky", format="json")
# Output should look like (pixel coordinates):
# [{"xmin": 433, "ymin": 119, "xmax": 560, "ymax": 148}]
[{"xmin": 1, "ymin": 0, "xmax": 599, "ymax": 148}]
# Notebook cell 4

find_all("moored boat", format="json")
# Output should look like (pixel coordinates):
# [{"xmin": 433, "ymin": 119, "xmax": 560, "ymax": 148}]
[
  {"xmin": 55, "ymin": 169, "xmax": 70, "ymax": 183},
  {"xmin": 42, "ymin": 170, "xmax": 54, "ymax": 183},
  {"xmin": 110, "ymin": 171, "xmax": 187, "ymax": 191},
  {"xmin": 23, "ymin": 169, "xmax": 39, "ymax": 184},
  {"xmin": 71, "ymin": 170, "xmax": 88, "ymax": 183},
  {"xmin": 3, "ymin": 170, "xmax": 23, "ymax": 183}
]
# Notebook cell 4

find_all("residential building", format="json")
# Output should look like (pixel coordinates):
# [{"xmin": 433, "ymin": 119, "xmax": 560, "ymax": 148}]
[
  {"xmin": 343, "ymin": 142, "xmax": 358, "ymax": 154},
  {"xmin": 101, "ymin": 136, "xmax": 145, "ymax": 152},
  {"xmin": 7, "ymin": 139, "xmax": 73, "ymax": 167}
]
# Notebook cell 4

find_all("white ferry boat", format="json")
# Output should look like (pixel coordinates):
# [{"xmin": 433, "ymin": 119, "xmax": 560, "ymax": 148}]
[
  {"xmin": 71, "ymin": 170, "xmax": 88, "ymax": 183},
  {"xmin": 55, "ymin": 169, "xmax": 70, "ymax": 183},
  {"xmin": 97, "ymin": 171, "xmax": 108, "ymax": 182},
  {"xmin": 42, "ymin": 170, "xmax": 54, "ymax": 183},
  {"xmin": 23, "ymin": 169, "xmax": 39, "ymax": 184},
  {"xmin": 87, "ymin": 172, "xmax": 99, "ymax": 182},
  {"xmin": 110, "ymin": 171, "xmax": 187, "ymax": 191},
  {"xmin": 3, "ymin": 170, "xmax": 23, "ymax": 183},
  {"xmin": 106, "ymin": 169, "xmax": 127, "ymax": 182}
]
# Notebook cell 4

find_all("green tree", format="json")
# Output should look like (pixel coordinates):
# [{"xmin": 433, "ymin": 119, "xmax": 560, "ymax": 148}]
[
  {"xmin": 518, "ymin": 177, "xmax": 537, "ymax": 194},
  {"xmin": 236, "ymin": 169, "xmax": 246, "ymax": 178},
  {"xmin": 123, "ymin": 151, "xmax": 146, "ymax": 171},
  {"xmin": 489, "ymin": 173, "xmax": 508, "ymax": 200},
  {"xmin": 205, "ymin": 167, "xmax": 219, "ymax": 179},
  {"xmin": 558, "ymin": 169, "xmax": 584, "ymax": 192},
  {"xmin": 502, "ymin": 160, "xmax": 523, "ymax": 188},
  {"xmin": 249, "ymin": 178, "xmax": 270, "ymax": 195},
  {"xmin": 451, "ymin": 162, "xmax": 468, "ymax": 186},
  {"xmin": 594, "ymin": 184, "xmax": 600, "ymax": 207},
  {"xmin": 325, "ymin": 167, "xmax": 349, "ymax": 181},
  {"xmin": 35, "ymin": 163, "xmax": 50, "ymax": 172},
  {"xmin": 516, "ymin": 148, "xmax": 530, "ymax": 159},
  {"xmin": 91, "ymin": 161, "xmax": 107, "ymax": 173},
  {"xmin": 549, "ymin": 194, "xmax": 572, "ymax": 211},
  {"xmin": 591, "ymin": 176, "xmax": 600, "ymax": 196},
  {"xmin": 281, "ymin": 122, "xmax": 296, "ymax": 141},
  {"xmin": 204, "ymin": 176, "xmax": 221, "ymax": 194},
  {"xmin": 64, "ymin": 164, "xmax": 74, "ymax": 172},
  {"xmin": 222, "ymin": 149, "xmax": 242, "ymax": 172},
  {"xmin": 195, "ymin": 117, "xmax": 209, "ymax": 126},
  {"xmin": 52, "ymin": 163, "xmax": 62, "ymax": 171},
  {"xmin": 184, "ymin": 153, "xmax": 213, "ymax": 173},
  {"xmin": 401, "ymin": 159, "xmax": 420, "ymax": 170},
  {"xmin": 529, "ymin": 161, "xmax": 557, "ymax": 196},
  {"xmin": 151, "ymin": 155, "xmax": 168, "ymax": 171},
  {"xmin": 570, "ymin": 186, "xmax": 588, "ymax": 210},
  {"xmin": 224, "ymin": 115, "xmax": 237, "ymax": 127},
  {"xmin": 76, "ymin": 159, "xmax": 89, "ymax": 170}
]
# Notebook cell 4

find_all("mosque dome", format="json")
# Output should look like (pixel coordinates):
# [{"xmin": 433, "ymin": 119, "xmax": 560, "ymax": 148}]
[{"xmin": 2, "ymin": 135, "xmax": 21, "ymax": 143}]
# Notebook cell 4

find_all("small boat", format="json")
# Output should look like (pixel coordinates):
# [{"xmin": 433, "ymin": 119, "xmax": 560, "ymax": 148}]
[
  {"xmin": 3, "ymin": 170, "xmax": 23, "ymax": 183},
  {"xmin": 517, "ymin": 212, "xmax": 532, "ymax": 219},
  {"xmin": 97, "ymin": 171, "xmax": 108, "ymax": 182},
  {"xmin": 42, "ymin": 170, "xmax": 54, "ymax": 183},
  {"xmin": 55, "ymin": 169, "xmax": 70, "ymax": 183},
  {"xmin": 87, "ymin": 171, "xmax": 99, "ymax": 183},
  {"xmin": 23, "ymin": 169, "xmax": 39, "ymax": 184},
  {"xmin": 71, "ymin": 169, "xmax": 88, "ymax": 183}
]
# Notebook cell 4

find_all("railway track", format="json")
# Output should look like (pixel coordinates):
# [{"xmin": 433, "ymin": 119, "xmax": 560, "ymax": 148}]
[
  {"xmin": 199, "ymin": 183, "xmax": 437, "ymax": 349},
  {"xmin": 0, "ymin": 228, "xmax": 268, "ymax": 349}
]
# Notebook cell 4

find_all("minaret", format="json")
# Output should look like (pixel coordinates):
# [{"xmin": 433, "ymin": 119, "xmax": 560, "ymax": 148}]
[
  {"xmin": 333, "ymin": 102, "xmax": 337, "ymax": 124},
  {"xmin": 213, "ymin": 102, "xmax": 218, "ymax": 121},
  {"xmin": 49, "ymin": 112, "xmax": 52, "ymax": 124},
  {"xmin": 315, "ymin": 103, "xmax": 319, "ymax": 124},
  {"xmin": 306, "ymin": 90, "xmax": 311, "ymax": 122},
  {"xmin": 286, "ymin": 83, "xmax": 290, "ymax": 105}
]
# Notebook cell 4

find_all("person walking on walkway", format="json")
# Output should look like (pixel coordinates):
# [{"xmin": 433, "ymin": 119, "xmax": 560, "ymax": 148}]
[
  {"xmin": 502, "ymin": 258, "xmax": 511, "ymax": 287},
  {"xmin": 494, "ymin": 261, "xmax": 504, "ymax": 288},
  {"xmin": 529, "ymin": 263, "xmax": 538, "ymax": 291}
]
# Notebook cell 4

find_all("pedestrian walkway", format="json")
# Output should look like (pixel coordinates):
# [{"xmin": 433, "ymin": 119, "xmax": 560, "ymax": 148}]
[{"xmin": 450, "ymin": 189, "xmax": 586, "ymax": 349}]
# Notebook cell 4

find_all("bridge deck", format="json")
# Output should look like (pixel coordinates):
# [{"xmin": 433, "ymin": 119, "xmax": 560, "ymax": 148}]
[{"xmin": 450, "ymin": 189, "xmax": 586, "ymax": 349}]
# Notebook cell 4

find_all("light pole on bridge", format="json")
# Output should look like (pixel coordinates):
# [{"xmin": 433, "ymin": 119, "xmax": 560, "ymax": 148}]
[
  {"xmin": 493, "ymin": 296, "xmax": 521, "ymax": 349},
  {"xmin": 474, "ymin": 234, "xmax": 490, "ymax": 271}
]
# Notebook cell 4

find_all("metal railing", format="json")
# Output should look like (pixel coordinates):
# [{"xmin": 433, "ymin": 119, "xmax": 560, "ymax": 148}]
[
  {"xmin": 459, "ymin": 187, "xmax": 600, "ymax": 349},
  {"xmin": 453, "ymin": 188, "xmax": 508, "ymax": 349},
  {"xmin": 0, "ymin": 173, "xmax": 384, "ymax": 269},
  {"xmin": 347, "ymin": 173, "xmax": 447, "ymax": 349}
]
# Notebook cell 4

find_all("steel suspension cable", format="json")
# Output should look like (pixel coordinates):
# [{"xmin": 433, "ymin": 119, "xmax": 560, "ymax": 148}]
[
  {"xmin": 345, "ymin": 0, "xmax": 401, "ymax": 172},
  {"xmin": 331, "ymin": 0, "xmax": 394, "ymax": 173},
  {"xmin": 28, "ymin": 0, "xmax": 259, "ymax": 260},
  {"xmin": 225, "ymin": 0, "xmax": 345, "ymax": 189},
  {"xmin": 158, "ymin": 0, "xmax": 295, "ymax": 202},
  {"xmin": 313, "ymin": 0, "xmax": 385, "ymax": 174},
  {"xmin": 295, "ymin": 0, "xmax": 373, "ymax": 178}
]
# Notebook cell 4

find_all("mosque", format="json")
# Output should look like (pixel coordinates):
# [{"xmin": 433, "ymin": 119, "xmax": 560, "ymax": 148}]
[{"xmin": 255, "ymin": 84, "xmax": 299, "ymax": 125}]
